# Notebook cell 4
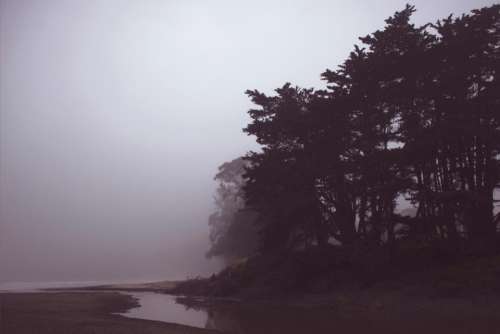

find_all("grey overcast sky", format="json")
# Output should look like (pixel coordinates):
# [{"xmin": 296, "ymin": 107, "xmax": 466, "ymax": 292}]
[{"xmin": 0, "ymin": 0, "xmax": 497, "ymax": 284}]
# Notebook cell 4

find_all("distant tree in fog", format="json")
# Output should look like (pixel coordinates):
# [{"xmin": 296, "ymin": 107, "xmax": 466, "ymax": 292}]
[{"xmin": 206, "ymin": 158, "xmax": 258, "ymax": 261}]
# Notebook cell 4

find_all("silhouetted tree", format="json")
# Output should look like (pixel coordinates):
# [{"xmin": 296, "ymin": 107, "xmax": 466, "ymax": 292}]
[
  {"xmin": 223, "ymin": 4, "xmax": 500, "ymax": 260},
  {"xmin": 244, "ymin": 85, "xmax": 329, "ymax": 251}
]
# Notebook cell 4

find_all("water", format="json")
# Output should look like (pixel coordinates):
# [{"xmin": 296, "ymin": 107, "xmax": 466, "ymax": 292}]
[
  {"xmin": 119, "ymin": 292, "xmax": 342, "ymax": 333},
  {"xmin": 119, "ymin": 292, "xmax": 208, "ymax": 328}
]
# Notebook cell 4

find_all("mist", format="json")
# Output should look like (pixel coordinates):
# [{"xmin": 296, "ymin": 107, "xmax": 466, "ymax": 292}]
[{"xmin": 0, "ymin": 0, "xmax": 496, "ymax": 284}]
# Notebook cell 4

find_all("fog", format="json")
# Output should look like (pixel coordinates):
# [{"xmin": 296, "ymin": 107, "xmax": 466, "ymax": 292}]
[{"xmin": 0, "ymin": 0, "xmax": 495, "ymax": 284}]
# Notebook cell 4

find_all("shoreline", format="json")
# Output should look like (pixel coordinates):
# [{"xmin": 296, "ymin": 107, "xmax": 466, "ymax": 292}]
[
  {"xmin": 5, "ymin": 252, "xmax": 500, "ymax": 334},
  {"xmin": 0, "ymin": 291, "xmax": 218, "ymax": 334},
  {"xmin": 3, "ymin": 285, "xmax": 500, "ymax": 333},
  {"xmin": 45, "ymin": 280, "xmax": 179, "ymax": 293}
]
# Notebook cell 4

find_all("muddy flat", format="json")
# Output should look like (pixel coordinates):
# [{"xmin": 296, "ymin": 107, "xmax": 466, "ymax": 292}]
[{"xmin": 0, "ymin": 292, "xmax": 218, "ymax": 334}]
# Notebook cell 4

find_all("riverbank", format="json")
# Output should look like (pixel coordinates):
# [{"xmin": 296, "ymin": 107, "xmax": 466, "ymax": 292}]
[
  {"xmin": 7, "ymin": 251, "xmax": 499, "ymax": 333},
  {"xmin": 0, "ymin": 292, "xmax": 218, "ymax": 334},
  {"xmin": 3, "ymin": 289, "xmax": 500, "ymax": 334},
  {"xmin": 3, "ymin": 284, "xmax": 500, "ymax": 333},
  {"xmin": 169, "ymin": 247, "xmax": 500, "ymax": 300}
]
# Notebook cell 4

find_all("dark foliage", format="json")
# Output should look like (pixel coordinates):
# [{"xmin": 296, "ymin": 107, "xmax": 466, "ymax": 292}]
[
  {"xmin": 241, "ymin": 4, "xmax": 500, "ymax": 257},
  {"xmin": 203, "ymin": 6, "xmax": 500, "ymax": 297}
]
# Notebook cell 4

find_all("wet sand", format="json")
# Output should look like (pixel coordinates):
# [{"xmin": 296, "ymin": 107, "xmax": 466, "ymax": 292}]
[{"xmin": 0, "ymin": 292, "xmax": 218, "ymax": 334}]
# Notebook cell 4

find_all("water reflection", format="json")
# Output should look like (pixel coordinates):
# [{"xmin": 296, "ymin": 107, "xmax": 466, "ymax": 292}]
[
  {"xmin": 120, "ymin": 292, "xmax": 208, "ymax": 328},
  {"xmin": 187, "ymin": 301, "xmax": 339, "ymax": 334},
  {"xmin": 122, "ymin": 292, "xmax": 340, "ymax": 333}
]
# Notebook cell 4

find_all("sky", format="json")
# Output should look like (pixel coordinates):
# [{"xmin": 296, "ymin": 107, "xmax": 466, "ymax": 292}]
[{"xmin": 0, "ymin": 0, "xmax": 497, "ymax": 284}]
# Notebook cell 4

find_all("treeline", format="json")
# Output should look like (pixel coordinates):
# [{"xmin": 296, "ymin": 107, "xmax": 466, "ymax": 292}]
[{"xmin": 209, "ymin": 5, "xmax": 500, "ymax": 261}]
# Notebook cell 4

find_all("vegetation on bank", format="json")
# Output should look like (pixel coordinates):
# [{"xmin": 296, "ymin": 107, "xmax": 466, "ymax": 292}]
[{"xmin": 199, "ymin": 4, "xmax": 500, "ymax": 297}]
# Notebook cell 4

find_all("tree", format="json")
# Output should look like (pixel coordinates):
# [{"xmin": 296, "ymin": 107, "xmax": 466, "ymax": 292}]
[
  {"xmin": 233, "ymin": 4, "xmax": 500, "ymax": 259},
  {"xmin": 207, "ymin": 158, "xmax": 258, "ymax": 261}
]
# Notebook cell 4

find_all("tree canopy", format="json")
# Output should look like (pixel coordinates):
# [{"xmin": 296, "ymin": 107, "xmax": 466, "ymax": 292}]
[
  {"xmin": 239, "ymin": 4, "xmax": 500, "ymax": 255},
  {"xmin": 208, "ymin": 4, "xmax": 500, "ymax": 262}
]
